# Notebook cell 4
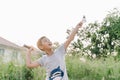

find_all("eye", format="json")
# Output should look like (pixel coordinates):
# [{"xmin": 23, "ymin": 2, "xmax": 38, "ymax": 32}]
[
  {"xmin": 48, "ymin": 39, "xmax": 51, "ymax": 42},
  {"xmin": 44, "ymin": 39, "xmax": 49, "ymax": 42},
  {"xmin": 45, "ymin": 40, "xmax": 48, "ymax": 42}
]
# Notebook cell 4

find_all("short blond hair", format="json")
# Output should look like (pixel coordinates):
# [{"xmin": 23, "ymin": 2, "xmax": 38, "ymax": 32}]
[{"xmin": 37, "ymin": 36, "xmax": 46, "ymax": 50}]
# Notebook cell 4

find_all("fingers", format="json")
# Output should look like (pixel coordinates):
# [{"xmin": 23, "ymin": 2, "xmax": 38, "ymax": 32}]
[
  {"xmin": 79, "ymin": 21, "xmax": 83, "ymax": 26},
  {"xmin": 30, "ymin": 46, "xmax": 34, "ymax": 51},
  {"xmin": 77, "ymin": 21, "xmax": 83, "ymax": 28},
  {"xmin": 24, "ymin": 44, "xmax": 34, "ymax": 52}
]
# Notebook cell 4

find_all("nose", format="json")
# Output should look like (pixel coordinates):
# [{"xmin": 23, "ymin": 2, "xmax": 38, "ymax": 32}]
[
  {"xmin": 49, "ymin": 41, "xmax": 52, "ymax": 44},
  {"xmin": 47, "ymin": 39, "xmax": 52, "ymax": 44}
]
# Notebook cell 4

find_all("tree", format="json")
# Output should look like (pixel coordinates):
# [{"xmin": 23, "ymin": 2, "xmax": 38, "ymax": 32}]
[
  {"xmin": 67, "ymin": 8, "xmax": 120, "ymax": 58},
  {"xmin": 99, "ymin": 8, "xmax": 120, "ymax": 56}
]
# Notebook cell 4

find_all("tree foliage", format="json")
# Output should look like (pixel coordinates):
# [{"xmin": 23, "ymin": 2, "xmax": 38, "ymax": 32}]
[{"xmin": 67, "ymin": 8, "xmax": 120, "ymax": 58}]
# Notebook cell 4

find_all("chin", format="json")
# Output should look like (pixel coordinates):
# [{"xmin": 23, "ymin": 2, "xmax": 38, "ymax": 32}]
[{"xmin": 48, "ymin": 47, "xmax": 52, "ymax": 50}]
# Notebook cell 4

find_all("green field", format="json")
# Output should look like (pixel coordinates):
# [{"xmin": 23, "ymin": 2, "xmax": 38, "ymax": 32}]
[{"xmin": 0, "ymin": 55, "xmax": 120, "ymax": 80}]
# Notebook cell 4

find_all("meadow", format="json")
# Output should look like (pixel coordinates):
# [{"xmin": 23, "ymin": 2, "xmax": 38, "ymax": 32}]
[{"xmin": 0, "ymin": 55, "xmax": 120, "ymax": 80}]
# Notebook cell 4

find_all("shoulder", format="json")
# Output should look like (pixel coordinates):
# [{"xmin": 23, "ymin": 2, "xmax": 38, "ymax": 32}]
[
  {"xmin": 56, "ymin": 44, "xmax": 65, "ymax": 51},
  {"xmin": 41, "ymin": 55, "xmax": 47, "ymax": 59},
  {"xmin": 37, "ymin": 55, "xmax": 47, "ymax": 66},
  {"xmin": 55, "ymin": 44, "xmax": 66, "ymax": 55}
]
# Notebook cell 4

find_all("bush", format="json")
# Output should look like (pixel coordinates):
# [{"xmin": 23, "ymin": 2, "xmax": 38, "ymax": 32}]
[
  {"xmin": 0, "ymin": 62, "xmax": 34, "ymax": 80},
  {"xmin": 66, "ymin": 55, "xmax": 120, "ymax": 80},
  {"xmin": 1, "ymin": 55, "xmax": 120, "ymax": 80}
]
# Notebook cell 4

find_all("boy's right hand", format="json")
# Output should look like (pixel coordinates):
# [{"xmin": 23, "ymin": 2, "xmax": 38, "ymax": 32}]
[
  {"xmin": 24, "ymin": 44, "xmax": 34, "ymax": 54},
  {"xmin": 28, "ymin": 46, "xmax": 34, "ymax": 53}
]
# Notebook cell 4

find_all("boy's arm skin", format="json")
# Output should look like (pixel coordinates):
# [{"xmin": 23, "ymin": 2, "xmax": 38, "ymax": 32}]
[
  {"xmin": 64, "ymin": 21, "xmax": 83, "ymax": 50},
  {"xmin": 26, "ymin": 47, "xmax": 40, "ymax": 68}
]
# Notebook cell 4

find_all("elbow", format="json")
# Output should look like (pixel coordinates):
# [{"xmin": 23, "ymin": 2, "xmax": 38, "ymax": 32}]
[{"xmin": 26, "ymin": 64, "xmax": 32, "ymax": 68}]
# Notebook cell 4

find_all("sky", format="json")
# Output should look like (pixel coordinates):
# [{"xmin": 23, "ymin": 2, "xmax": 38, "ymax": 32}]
[{"xmin": 0, "ymin": 0, "xmax": 120, "ymax": 48}]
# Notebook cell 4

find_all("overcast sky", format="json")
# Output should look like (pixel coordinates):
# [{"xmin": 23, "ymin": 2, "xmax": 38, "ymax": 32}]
[{"xmin": 0, "ymin": 0, "xmax": 120, "ymax": 48}]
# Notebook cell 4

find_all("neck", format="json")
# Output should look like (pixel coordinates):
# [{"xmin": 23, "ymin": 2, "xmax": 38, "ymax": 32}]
[{"xmin": 45, "ymin": 49, "xmax": 53, "ymax": 56}]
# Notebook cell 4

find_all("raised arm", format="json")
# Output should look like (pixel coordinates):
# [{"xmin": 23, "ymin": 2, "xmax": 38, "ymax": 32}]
[
  {"xmin": 26, "ymin": 46, "xmax": 40, "ymax": 68},
  {"xmin": 64, "ymin": 21, "xmax": 83, "ymax": 50}
]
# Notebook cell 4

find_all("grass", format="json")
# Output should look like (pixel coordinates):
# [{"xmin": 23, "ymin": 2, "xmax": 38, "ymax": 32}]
[
  {"xmin": 1, "ymin": 55, "xmax": 120, "ymax": 80},
  {"xmin": 66, "ymin": 55, "xmax": 120, "ymax": 80}
]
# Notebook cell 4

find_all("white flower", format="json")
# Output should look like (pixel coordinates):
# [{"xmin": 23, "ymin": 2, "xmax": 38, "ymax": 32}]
[{"xmin": 79, "ymin": 57, "xmax": 86, "ymax": 62}]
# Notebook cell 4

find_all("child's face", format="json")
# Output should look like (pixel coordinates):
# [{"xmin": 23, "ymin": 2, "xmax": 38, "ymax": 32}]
[{"xmin": 41, "ymin": 37, "xmax": 52, "ymax": 50}]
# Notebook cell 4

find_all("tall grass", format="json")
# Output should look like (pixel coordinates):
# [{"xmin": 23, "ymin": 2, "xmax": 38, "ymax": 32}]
[
  {"xmin": 66, "ymin": 55, "xmax": 120, "ymax": 80},
  {"xmin": 0, "ymin": 61, "xmax": 34, "ymax": 80},
  {"xmin": 1, "ymin": 55, "xmax": 120, "ymax": 80}
]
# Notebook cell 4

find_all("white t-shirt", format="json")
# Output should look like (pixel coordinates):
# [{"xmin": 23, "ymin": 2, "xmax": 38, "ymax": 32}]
[{"xmin": 38, "ymin": 44, "xmax": 69, "ymax": 80}]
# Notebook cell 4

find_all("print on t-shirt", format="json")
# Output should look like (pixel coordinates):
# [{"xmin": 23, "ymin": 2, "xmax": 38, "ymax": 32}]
[{"xmin": 49, "ymin": 66, "xmax": 64, "ymax": 80}]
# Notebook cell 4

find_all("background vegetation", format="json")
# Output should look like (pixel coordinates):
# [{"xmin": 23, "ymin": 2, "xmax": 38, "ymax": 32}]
[
  {"xmin": 0, "ymin": 8, "xmax": 120, "ymax": 80},
  {"xmin": 1, "ymin": 55, "xmax": 120, "ymax": 80}
]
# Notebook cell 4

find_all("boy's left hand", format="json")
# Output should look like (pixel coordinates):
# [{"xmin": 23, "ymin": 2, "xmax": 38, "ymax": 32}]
[{"xmin": 76, "ymin": 21, "xmax": 83, "ymax": 28}]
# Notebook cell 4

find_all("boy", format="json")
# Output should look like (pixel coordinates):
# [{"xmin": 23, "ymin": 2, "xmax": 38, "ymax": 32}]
[{"xmin": 26, "ymin": 20, "xmax": 83, "ymax": 80}]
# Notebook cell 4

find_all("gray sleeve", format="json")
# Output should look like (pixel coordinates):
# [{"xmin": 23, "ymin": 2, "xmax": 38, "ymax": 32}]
[
  {"xmin": 57, "ymin": 44, "xmax": 66, "ymax": 56},
  {"xmin": 37, "ymin": 56, "xmax": 45, "ymax": 66}
]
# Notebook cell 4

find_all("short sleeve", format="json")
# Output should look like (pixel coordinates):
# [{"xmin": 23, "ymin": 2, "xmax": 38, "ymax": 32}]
[
  {"xmin": 37, "ymin": 55, "xmax": 46, "ymax": 67},
  {"xmin": 56, "ymin": 44, "xmax": 66, "ymax": 56}
]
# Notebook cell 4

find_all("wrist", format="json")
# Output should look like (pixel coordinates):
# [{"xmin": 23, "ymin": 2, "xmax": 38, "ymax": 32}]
[
  {"xmin": 27, "ymin": 51, "xmax": 32, "ymax": 55},
  {"xmin": 76, "ymin": 25, "xmax": 80, "ymax": 28},
  {"xmin": 75, "ymin": 26, "xmax": 80, "ymax": 31}
]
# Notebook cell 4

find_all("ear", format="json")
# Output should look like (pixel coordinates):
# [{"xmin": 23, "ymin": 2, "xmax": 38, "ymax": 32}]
[{"xmin": 39, "ymin": 45, "xmax": 44, "ymax": 50}]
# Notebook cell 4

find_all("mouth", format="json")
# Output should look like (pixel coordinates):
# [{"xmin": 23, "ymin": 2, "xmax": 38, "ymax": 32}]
[{"xmin": 48, "ymin": 43, "xmax": 52, "ymax": 46}]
